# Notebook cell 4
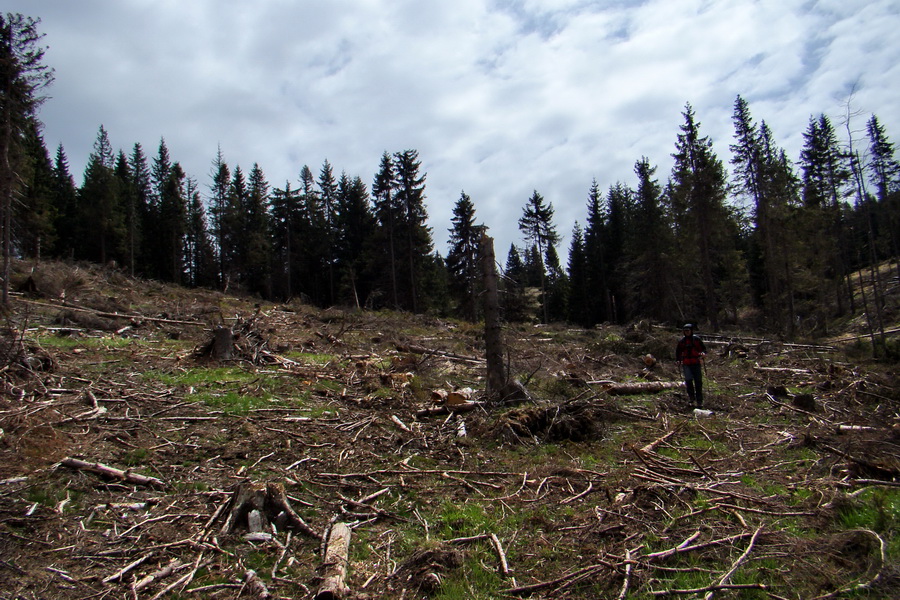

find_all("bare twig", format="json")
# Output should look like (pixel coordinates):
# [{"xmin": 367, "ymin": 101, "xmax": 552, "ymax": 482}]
[{"xmin": 703, "ymin": 526, "xmax": 763, "ymax": 599}]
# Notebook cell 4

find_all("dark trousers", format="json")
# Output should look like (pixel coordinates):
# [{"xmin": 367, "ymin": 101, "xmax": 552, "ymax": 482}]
[{"xmin": 682, "ymin": 363, "xmax": 703, "ymax": 406}]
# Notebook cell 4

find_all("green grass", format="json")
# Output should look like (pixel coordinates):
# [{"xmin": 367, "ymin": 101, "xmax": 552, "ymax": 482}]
[
  {"xmin": 837, "ymin": 488, "xmax": 900, "ymax": 557},
  {"xmin": 283, "ymin": 351, "xmax": 341, "ymax": 365},
  {"xmin": 145, "ymin": 366, "xmax": 260, "ymax": 387},
  {"xmin": 35, "ymin": 334, "xmax": 137, "ymax": 350},
  {"xmin": 432, "ymin": 550, "xmax": 507, "ymax": 600},
  {"xmin": 194, "ymin": 390, "xmax": 273, "ymax": 414}
]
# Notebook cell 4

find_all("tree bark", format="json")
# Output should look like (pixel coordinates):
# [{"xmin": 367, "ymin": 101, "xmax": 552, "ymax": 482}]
[
  {"xmin": 60, "ymin": 457, "xmax": 165, "ymax": 487},
  {"xmin": 315, "ymin": 522, "xmax": 352, "ymax": 600},
  {"xmin": 480, "ymin": 234, "xmax": 507, "ymax": 398},
  {"xmin": 212, "ymin": 327, "xmax": 233, "ymax": 359}
]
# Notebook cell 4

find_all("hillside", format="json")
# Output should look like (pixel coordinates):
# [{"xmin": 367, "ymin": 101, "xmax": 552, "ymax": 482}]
[{"xmin": 1, "ymin": 260, "xmax": 898, "ymax": 599}]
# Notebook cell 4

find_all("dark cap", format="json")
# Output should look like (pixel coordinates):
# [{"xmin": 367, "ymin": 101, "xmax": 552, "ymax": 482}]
[{"xmin": 682, "ymin": 323, "xmax": 694, "ymax": 330}]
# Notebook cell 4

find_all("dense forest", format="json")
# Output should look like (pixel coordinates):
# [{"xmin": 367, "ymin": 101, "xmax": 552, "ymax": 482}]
[{"xmin": 2, "ymin": 13, "xmax": 898, "ymax": 343}]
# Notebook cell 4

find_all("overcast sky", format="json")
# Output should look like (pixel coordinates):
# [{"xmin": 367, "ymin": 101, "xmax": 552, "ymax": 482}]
[{"xmin": 8, "ymin": 0, "xmax": 900, "ymax": 256}]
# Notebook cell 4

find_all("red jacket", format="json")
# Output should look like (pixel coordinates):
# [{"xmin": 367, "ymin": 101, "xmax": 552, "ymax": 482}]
[{"xmin": 676, "ymin": 335, "xmax": 706, "ymax": 365}]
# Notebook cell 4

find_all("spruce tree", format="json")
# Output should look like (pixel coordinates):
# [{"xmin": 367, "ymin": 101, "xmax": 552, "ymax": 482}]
[
  {"xmin": 113, "ymin": 150, "xmax": 137, "ymax": 273},
  {"xmin": 603, "ymin": 182, "xmax": 632, "ymax": 322},
  {"xmin": 14, "ymin": 119, "xmax": 55, "ymax": 258},
  {"xmin": 270, "ymin": 181, "xmax": 300, "ymax": 300},
  {"xmin": 372, "ymin": 151, "xmax": 399, "ymax": 308},
  {"xmin": 318, "ymin": 160, "xmax": 338, "ymax": 304},
  {"xmin": 730, "ymin": 96, "xmax": 802, "ymax": 334},
  {"xmin": 184, "ymin": 176, "xmax": 216, "ymax": 287},
  {"xmin": 866, "ymin": 115, "xmax": 900, "ymax": 275},
  {"xmin": 799, "ymin": 114, "xmax": 853, "ymax": 323},
  {"xmin": 392, "ymin": 149, "xmax": 433, "ymax": 312},
  {"xmin": 77, "ymin": 125, "xmax": 124, "ymax": 265},
  {"xmin": 446, "ymin": 191, "xmax": 484, "ymax": 321},
  {"xmin": 626, "ymin": 157, "xmax": 673, "ymax": 322},
  {"xmin": 243, "ymin": 163, "xmax": 272, "ymax": 297},
  {"xmin": 543, "ymin": 244, "xmax": 568, "ymax": 322},
  {"xmin": 295, "ymin": 164, "xmax": 330, "ymax": 306},
  {"xmin": 50, "ymin": 144, "xmax": 78, "ymax": 259},
  {"xmin": 156, "ymin": 162, "xmax": 188, "ymax": 283},
  {"xmin": 128, "ymin": 143, "xmax": 152, "ymax": 277},
  {"xmin": 566, "ymin": 223, "xmax": 590, "ymax": 326},
  {"xmin": 208, "ymin": 147, "xmax": 230, "ymax": 287},
  {"xmin": 0, "ymin": 13, "xmax": 53, "ymax": 302},
  {"xmin": 518, "ymin": 190, "xmax": 559, "ymax": 323},
  {"xmin": 502, "ymin": 244, "xmax": 529, "ymax": 322},
  {"xmin": 668, "ymin": 103, "xmax": 738, "ymax": 329},
  {"xmin": 335, "ymin": 173, "xmax": 376, "ymax": 307}
]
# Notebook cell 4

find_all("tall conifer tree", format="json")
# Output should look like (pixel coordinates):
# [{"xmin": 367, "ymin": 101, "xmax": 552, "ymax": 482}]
[
  {"xmin": 668, "ymin": 103, "xmax": 738, "ymax": 329},
  {"xmin": 78, "ymin": 125, "xmax": 124, "ymax": 265},
  {"xmin": 626, "ymin": 158, "xmax": 673, "ymax": 322},
  {"xmin": 446, "ymin": 191, "xmax": 484, "ymax": 321},
  {"xmin": 518, "ymin": 190, "xmax": 559, "ymax": 323},
  {"xmin": 0, "ymin": 13, "xmax": 53, "ymax": 302}
]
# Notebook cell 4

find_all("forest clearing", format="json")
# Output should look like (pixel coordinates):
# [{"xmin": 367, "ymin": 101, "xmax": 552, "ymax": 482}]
[{"xmin": 0, "ymin": 259, "xmax": 898, "ymax": 600}]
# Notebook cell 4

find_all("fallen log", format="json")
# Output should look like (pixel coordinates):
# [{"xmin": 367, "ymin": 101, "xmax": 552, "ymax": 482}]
[
  {"xmin": 315, "ymin": 522, "xmax": 352, "ymax": 600},
  {"xmin": 589, "ymin": 381, "xmax": 684, "ymax": 395},
  {"xmin": 395, "ymin": 343, "xmax": 484, "ymax": 364},
  {"xmin": 60, "ymin": 457, "xmax": 165, "ymax": 488},
  {"xmin": 17, "ymin": 298, "xmax": 203, "ymax": 326}
]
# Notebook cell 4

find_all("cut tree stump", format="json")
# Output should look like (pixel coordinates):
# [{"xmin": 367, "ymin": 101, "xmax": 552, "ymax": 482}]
[
  {"xmin": 212, "ymin": 327, "xmax": 234, "ymax": 360},
  {"xmin": 220, "ymin": 482, "xmax": 320, "ymax": 540}
]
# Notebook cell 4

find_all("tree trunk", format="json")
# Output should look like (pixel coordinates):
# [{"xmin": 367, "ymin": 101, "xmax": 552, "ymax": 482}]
[{"xmin": 481, "ymin": 234, "xmax": 506, "ymax": 398}]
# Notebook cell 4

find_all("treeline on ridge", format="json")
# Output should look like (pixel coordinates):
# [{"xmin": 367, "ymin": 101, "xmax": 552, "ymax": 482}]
[{"xmin": 3, "ymin": 13, "xmax": 899, "ymax": 343}]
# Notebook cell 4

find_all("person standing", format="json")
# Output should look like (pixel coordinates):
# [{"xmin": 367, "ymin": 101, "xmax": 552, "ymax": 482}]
[{"xmin": 675, "ymin": 323, "xmax": 707, "ymax": 408}]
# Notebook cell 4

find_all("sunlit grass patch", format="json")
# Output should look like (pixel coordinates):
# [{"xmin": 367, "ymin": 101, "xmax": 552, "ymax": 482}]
[
  {"xmin": 836, "ymin": 488, "xmax": 900, "ymax": 557},
  {"xmin": 35, "ymin": 334, "xmax": 136, "ymax": 350},
  {"xmin": 284, "ymin": 351, "xmax": 341, "ymax": 365},
  {"xmin": 193, "ymin": 390, "xmax": 272, "ymax": 415},
  {"xmin": 144, "ymin": 366, "xmax": 259, "ymax": 387}
]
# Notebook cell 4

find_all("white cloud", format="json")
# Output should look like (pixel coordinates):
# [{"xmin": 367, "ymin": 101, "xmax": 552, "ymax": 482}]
[{"xmin": 8, "ymin": 0, "xmax": 900, "ymax": 255}]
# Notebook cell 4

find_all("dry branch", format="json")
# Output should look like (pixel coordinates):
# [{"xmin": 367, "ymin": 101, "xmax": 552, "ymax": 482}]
[
  {"xmin": 395, "ymin": 343, "xmax": 484, "ymax": 364},
  {"xmin": 703, "ymin": 526, "xmax": 763, "ymax": 599},
  {"xmin": 17, "ymin": 298, "xmax": 203, "ymax": 326},
  {"xmin": 60, "ymin": 457, "xmax": 165, "ymax": 488}
]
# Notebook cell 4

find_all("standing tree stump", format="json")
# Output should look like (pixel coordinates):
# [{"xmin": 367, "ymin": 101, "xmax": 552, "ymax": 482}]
[
  {"xmin": 212, "ymin": 327, "xmax": 234, "ymax": 360},
  {"xmin": 481, "ymin": 234, "xmax": 529, "ymax": 403},
  {"xmin": 481, "ymin": 234, "xmax": 506, "ymax": 398}
]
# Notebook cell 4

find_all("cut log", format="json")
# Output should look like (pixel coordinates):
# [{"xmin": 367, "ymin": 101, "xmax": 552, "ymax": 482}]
[
  {"xmin": 591, "ymin": 381, "xmax": 685, "ymax": 395},
  {"xmin": 416, "ymin": 401, "xmax": 480, "ymax": 418},
  {"xmin": 446, "ymin": 388, "xmax": 473, "ymax": 406},
  {"xmin": 60, "ymin": 457, "xmax": 165, "ymax": 488},
  {"xmin": 315, "ymin": 522, "xmax": 352, "ymax": 600}
]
